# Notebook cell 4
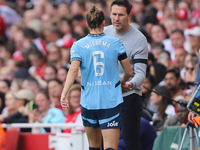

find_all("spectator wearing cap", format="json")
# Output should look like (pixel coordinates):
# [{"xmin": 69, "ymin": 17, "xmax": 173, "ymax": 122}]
[
  {"xmin": 176, "ymin": 8, "xmax": 193, "ymax": 31},
  {"xmin": 0, "ymin": 89, "xmax": 33, "ymax": 123},
  {"xmin": 185, "ymin": 26, "xmax": 200, "ymax": 54},
  {"xmin": 2, "ymin": 89, "xmax": 35, "ymax": 132}
]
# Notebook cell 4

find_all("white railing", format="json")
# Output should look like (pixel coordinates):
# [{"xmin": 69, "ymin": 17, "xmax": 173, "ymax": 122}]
[{"xmin": 2, "ymin": 123, "xmax": 89, "ymax": 150}]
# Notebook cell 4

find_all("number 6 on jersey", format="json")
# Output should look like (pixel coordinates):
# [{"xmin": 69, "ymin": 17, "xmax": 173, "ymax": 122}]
[{"xmin": 93, "ymin": 51, "xmax": 104, "ymax": 76}]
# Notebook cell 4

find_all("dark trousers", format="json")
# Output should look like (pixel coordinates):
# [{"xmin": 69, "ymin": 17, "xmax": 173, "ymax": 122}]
[{"xmin": 121, "ymin": 93, "xmax": 142, "ymax": 150}]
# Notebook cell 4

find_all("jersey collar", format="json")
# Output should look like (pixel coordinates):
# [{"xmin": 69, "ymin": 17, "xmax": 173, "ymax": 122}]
[{"xmin": 88, "ymin": 33, "xmax": 105, "ymax": 37}]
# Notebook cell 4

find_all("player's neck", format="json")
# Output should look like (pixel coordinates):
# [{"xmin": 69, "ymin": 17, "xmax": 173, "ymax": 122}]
[{"xmin": 89, "ymin": 28, "xmax": 103, "ymax": 34}]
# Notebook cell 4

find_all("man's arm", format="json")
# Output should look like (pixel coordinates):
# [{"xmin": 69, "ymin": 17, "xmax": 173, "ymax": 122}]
[{"xmin": 130, "ymin": 37, "xmax": 148, "ymax": 89}]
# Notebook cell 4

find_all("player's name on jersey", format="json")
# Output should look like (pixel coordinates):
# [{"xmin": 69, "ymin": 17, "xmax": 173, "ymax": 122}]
[
  {"xmin": 87, "ymin": 80, "xmax": 112, "ymax": 86},
  {"xmin": 85, "ymin": 40, "xmax": 111, "ymax": 49}
]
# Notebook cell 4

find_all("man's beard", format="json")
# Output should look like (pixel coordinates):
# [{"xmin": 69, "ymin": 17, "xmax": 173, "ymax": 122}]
[{"xmin": 169, "ymin": 86, "xmax": 176, "ymax": 91}]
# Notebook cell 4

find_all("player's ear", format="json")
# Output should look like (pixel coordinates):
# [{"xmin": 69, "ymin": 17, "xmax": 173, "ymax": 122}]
[{"xmin": 103, "ymin": 20, "xmax": 105, "ymax": 27}]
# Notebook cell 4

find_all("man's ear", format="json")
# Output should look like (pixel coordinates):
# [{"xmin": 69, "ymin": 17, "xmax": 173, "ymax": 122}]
[
  {"xmin": 128, "ymin": 13, "xmax": 132, "ymax": 20},
  {"xmin": 86, "ymin": 22, "xmax": 89, "ymax": 28}
]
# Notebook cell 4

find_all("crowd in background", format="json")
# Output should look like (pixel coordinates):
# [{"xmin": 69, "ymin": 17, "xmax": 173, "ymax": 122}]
[{"xmin": 0, "ymin": 0, "xmax": 200, "ymax": 149}]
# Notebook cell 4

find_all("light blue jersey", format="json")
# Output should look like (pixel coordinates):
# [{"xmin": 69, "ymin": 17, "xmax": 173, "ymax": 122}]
[{"xmin": 70, "ymin": 33, "xmax": 127, "ymax": 110}]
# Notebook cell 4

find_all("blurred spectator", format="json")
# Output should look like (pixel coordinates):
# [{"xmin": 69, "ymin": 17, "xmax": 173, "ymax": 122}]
[
  {"xmin": 0, "ymin": 4, "xmax": 22, "ymax": 37},
  {"xmin": 0, "ymin": 91, "xmax": 25, "ymax": 122},
  {"xmin": 2, "ymin": 89, "xmax": 34, "ymax": 132},
  {"xmin": 164, "ymin": 68, "xmax": 183, "ymax": 99},
  {"xmin": 167, "ymin": 29, "xmax": 188, "ymax": 60},
  {"xmin": 22, "ymin": 76, "xmax": 40, "ymax": 94},
  {"xmin": 176, "ymin": 8, "xmax": 192, "ymax": 31},
  {"xmin": 70, "ymin": 1, "xmax": 85, "ymax": 16},
  {"xmin": 10, "ymin": 78, "xmax": 24, "ymax": 91},
  {"xmin": 184, "ymin": 54, "xmax": 198, "ymax": 83},
  {"xmin": 63, "ymin": 84, "xmax": 84, "ymax": 133},
  {"xmin": 131, "ymin": 0, "xmax": 146, "ymax": 27},
  {"xmin": 177, "ymin": 0, "xmax": 190, "ymax": 10},
  {"xmin": 150, "ymin": 85, "xmax": 176, "ymax": 131},
  {"xmin": 150, "ymin": 24, "xmax": 167, "ymax": 43},
  {"xmin": 57, "ymin": 17, "xmax": 72, "ymax": 40},
  {"xmin": 0, "ymin": 92, "xmax": 5, "ymax": 114},
  {"xmin": 57, "ymin": 2, "xmax": 71, "ymax": 18},
  {"xmin": 147, "ymin": 52, "xmax": 156, "ymax": 67},
  {"xmin": 150, "ymin": 42, "xmax": 164, "ymax": 60},
  {"xmin": 185, "ymin": 26, "xmax": 200, "ymax": 54},
  {"xmin": 0, "ymin": 80, "xmax": 10, "ymax": 94},
  {"xmin": 161, "ymin": 0, "xmax": 176, "ymax": 23},
  {"xmin": 150, "ymin": 62, "xmax": 166, "ymax": 86},
  {"xmin": 174, "ymin": 48, "xmax": 187, "ymax": 75},
  {"xmin": 164, "ymin": 17, "xmax": 178, "ymax": 35},
  {"xmin": 23, "ymin": 28, "xmax": 48, "ymax": 56},
  {"xmin": 164, "ymin": 100, "xmax": 189, "ymax": 127},
  {"xmin": 57, "ymin": 66, "xmax": 68, "ymax": 83},
  {"xmin": 44, "ymin": 65, "xmax": 57, "ymax": 81},
  {"xmin": 118, "ymin": 117, "xmax": 157, "ymax": 150},
  {"xmin": 60, "ymin": 39, "xmax": 74, "ymax": 69},
  {"xmin": 191, "ymin": 0, "xmax": 200, "ymax": 25},
  {"xmin": 28, "ymin": 89, "xmax": 65, "ymax": 133},
  {"xmin": 47, "ymin": 78, "xmax": 63, "ymax": 110},
  {"xmin": 27, "ymin": 44, "xmax": 47, "ymax": 78},
  {"xmin": 142, "ymin": 4, "xmax": 158, "ymax": 42},
  {"xmin": 34, "ymin": 64, "xmax": 58, "ymax": 89},
  {"xmin": 43, "ymin": 25, "xmax": 61, "ymax": 44},
  {"xmin": 0, "ymin": 67, "xmax": 13, "ymax": 81},
  {"xmin": 155, "ymin": 0, "xmax": 167, "ymax": 23},
  {"xmin": 23, "ymin": 9, "xmax": 38, "ymax": 26},
  {"xmin": 141, "ymin": 73, "xmax": 157, "ymax": 114},
  {"xmin": 157, "ymin": 50, "xmax": 172, "ymax": 69},
  {"xmin": 47, "ymin": 44, "xmax": 61, "ymax": 62}
]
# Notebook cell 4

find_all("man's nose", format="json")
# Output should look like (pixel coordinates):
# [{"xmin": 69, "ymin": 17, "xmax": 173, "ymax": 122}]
[{"xmin": 115, "ymin": 15, "xmax": 120, "ymax": 20}]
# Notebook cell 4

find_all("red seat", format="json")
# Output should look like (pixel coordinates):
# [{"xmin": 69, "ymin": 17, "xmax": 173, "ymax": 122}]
[{"xmin": 5, "ymin": 128, "xmax": 20, "ymax": 150}]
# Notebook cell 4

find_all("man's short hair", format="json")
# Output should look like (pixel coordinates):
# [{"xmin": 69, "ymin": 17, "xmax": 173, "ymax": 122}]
[
  {"xmin": 165, "ymin": 68, "xmax": 180, "ymax": 79},
  {"xmin": 170, "ymin": 29, "xmax": 184, "ymax": 37},
  {"xmin": 110, "ymin": 0, "xmax": 132, "ymax": 14},
  {"xmin": 151, "ymin": 42, "xmax": 164, "ymax": 49}
]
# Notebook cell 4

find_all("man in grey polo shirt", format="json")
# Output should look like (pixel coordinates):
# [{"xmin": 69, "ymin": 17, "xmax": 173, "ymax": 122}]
[{"xmin": 104, "ymin": 0, "xmax": 148, "ymax": 149}]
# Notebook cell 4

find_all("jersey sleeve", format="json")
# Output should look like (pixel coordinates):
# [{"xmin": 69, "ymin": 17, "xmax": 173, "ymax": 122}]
[
  {"xmin": 70, "ymin": 42, "xmax": 82, "ymax": 62},
  {"xmin": 117, "ymin": 40, "xmax": 127, "ymax": 61}
]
